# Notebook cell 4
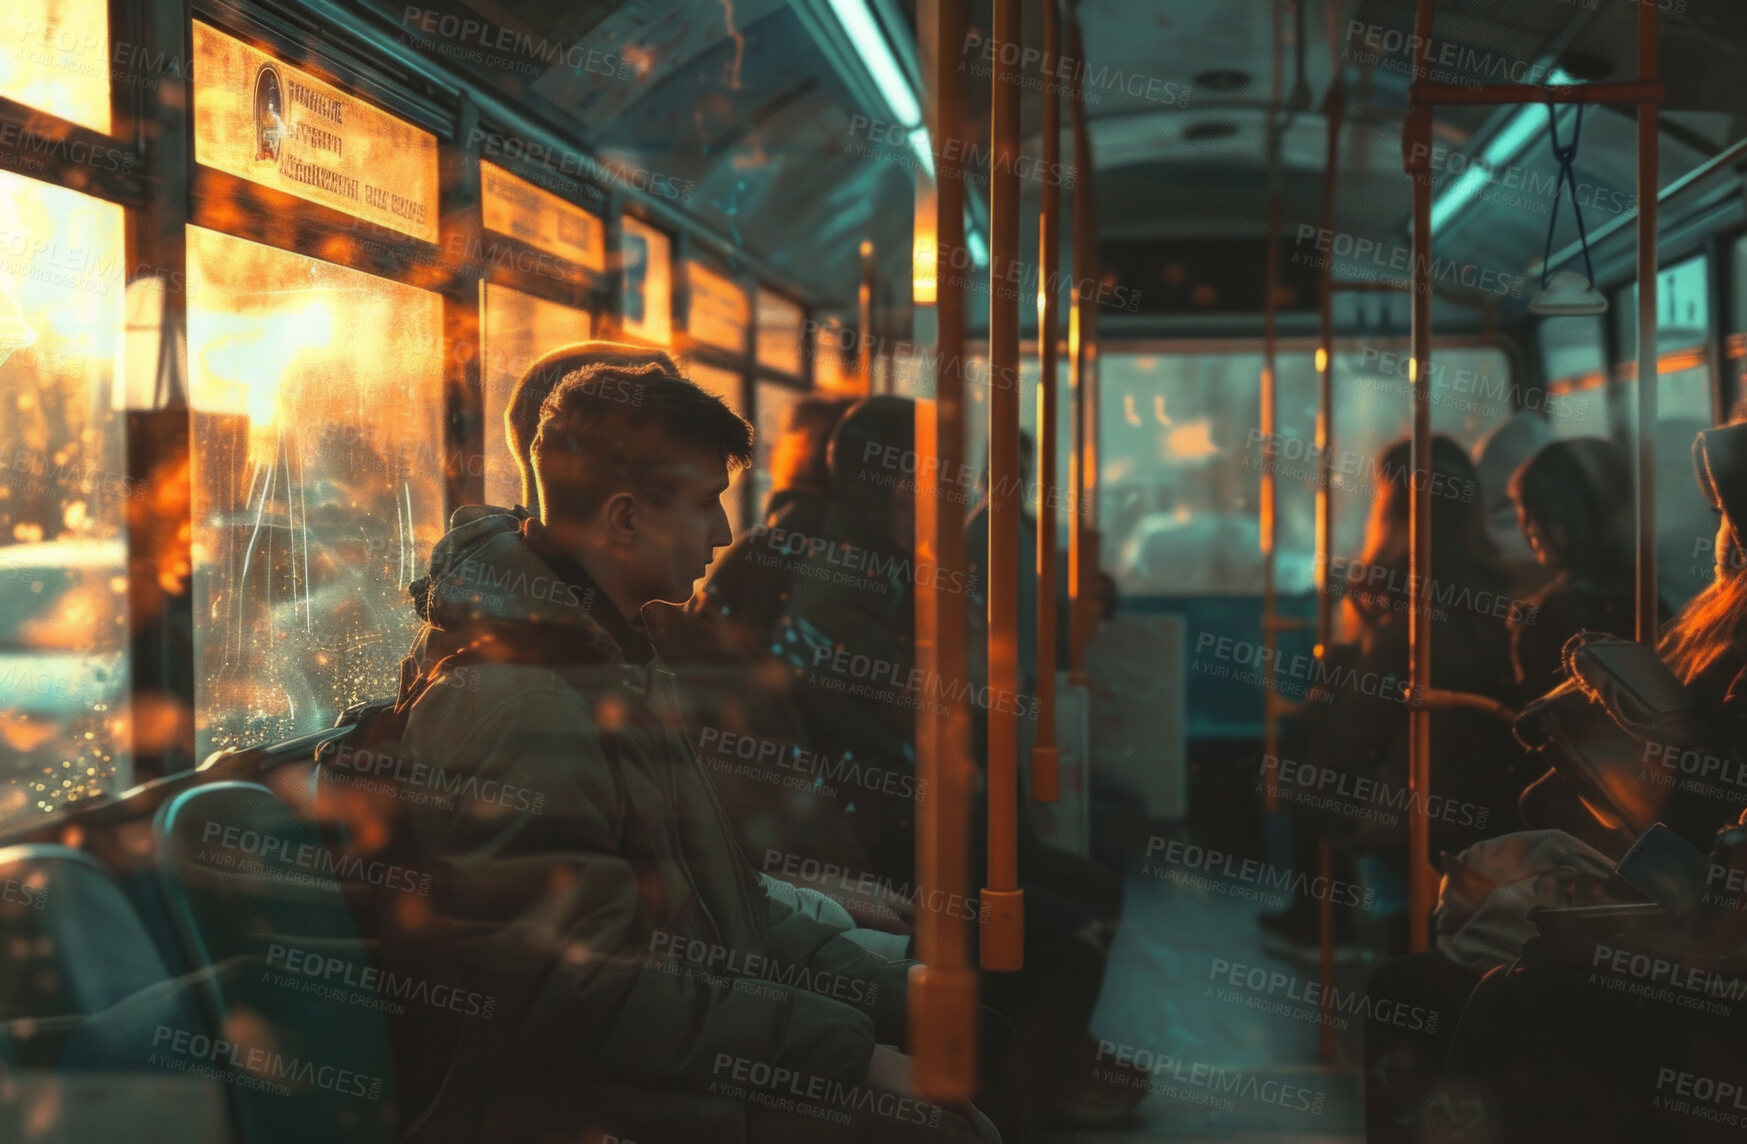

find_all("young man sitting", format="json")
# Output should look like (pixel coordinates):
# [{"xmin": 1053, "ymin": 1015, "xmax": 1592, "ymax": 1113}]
[{"xmin": 378, "ymin": 351, "xmax": 995, "ymax": 1142}]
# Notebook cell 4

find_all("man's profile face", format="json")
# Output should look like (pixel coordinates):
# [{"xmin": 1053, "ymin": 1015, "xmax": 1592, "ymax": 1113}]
[{"xmin": 626, "ymin": 445, "xmax": 735, "ymax": 606}]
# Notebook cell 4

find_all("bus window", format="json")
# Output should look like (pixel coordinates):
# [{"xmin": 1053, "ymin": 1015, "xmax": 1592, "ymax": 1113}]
[
  {"xmin": 1613, "ymin": 256, "xmax": 1716, "ymax": 608},
  {"xmin": 1091, "ymin": 347, "xmax": 1512, "ymax": 599},
  {"xmin": 812, "ymin": 319, "xmax": 855, "ymax": 395},
  {"xmin": 1538, "ymin": 315, "xmax": 1610, "ymax": 438},
  {"xmin": 0, "ymin": 170, "xmax": 128, "ymax": 827},
  {"xmin": 1095, "ymin": 351, "xmax": 1318, "ymax": 597},
  {"xmin": 756, "ymin": 288, "xmax": 805, "ymax": 378},
  {"xmin": 620, "ymin": 215, "xmax": 672, "ymax": 346},
  {"xmin": 687, "ymin": 261, "xmax": 749, "ymax": 355},
  {"xmin": 186, "ymin": 226, "xmax": 445, "ymax": 759},
  {"xmin": 0, "ymin": 0, "xmax": 111, "ymax": 134},
  {"xmin": 481, "ymin": 283, "xmax": 593, "ymax": 509},
  {"xmin": 753, "ymin": 381, "xmax": 804, "ymax": 524}
]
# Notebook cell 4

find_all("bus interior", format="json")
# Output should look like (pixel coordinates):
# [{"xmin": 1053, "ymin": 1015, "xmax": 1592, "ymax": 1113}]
[{"xmin": 4, "ymin": 0, "xmax": 1747, "ymax": 1140}]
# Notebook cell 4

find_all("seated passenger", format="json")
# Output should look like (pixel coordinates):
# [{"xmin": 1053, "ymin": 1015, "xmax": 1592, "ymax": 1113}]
[
  {"xmin": 766, "ymin": 397, "xmax": 1140, "ymax": 1125},
  {"xmin": 695, "ymin": 394, "xmax": 856, "ymax": 656},
  {"xmin": 1266, "ymin": 436, "xmax": 1526, "ymax": 956},
  {"xmin": 764, "ymin": 396, "xmax": 924, "ymax": 889},
  {"xmin": 1472, "ymin": 409, "xmax": 1555, "ymax": 573},
  {"xmin": 1507, "ymin": 436, "xmax": 1651, "ymax": 700},
  {"xmin": 378, "ymin": 358, "xmax": 996, "ymax": 1142},
  {"xmin": 1408, "ymin": 423, "xmax": 1747, "ymax": 1144}
]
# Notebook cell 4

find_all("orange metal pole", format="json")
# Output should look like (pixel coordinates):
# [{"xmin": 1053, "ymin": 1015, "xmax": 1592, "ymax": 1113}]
[
  {"xmin": 1394, "ymin": 5, "xmax": 1662, "ymax": 956},
  {"xmin": 1065, "ymin": 2, "xmax": 1095, "ymax": 684},
  {"xmin": 910, "ymin": 0, "xmax": 979, "ymax": 1104},
  {"xmin": 1260, "ymin": 0, "xmax": 1285, "ymax": 821},
  {"xmin": 1405, "ymin": 0, "xmax": 1437, "ymax": 953},
  {"xmin": 1636, "ymin": 2, "xmax": 1660, "ymax": 643},
  {"xmin": 1264, "ymin": 0, "xmax": 1292, "ymax": 824},
  {"xmin": 1314, "ymin": 79, "xmax": 1344, "ymax": 1066},
  {"xmin": 860, "ymin": 239, "xmax": 876, "ymax": 395},
  {"xmin": 1031, "ymin": 0, "xmax": 1062, "ymax": 804},
  {"xmin": 981, "ymin": 0, "xmax": 1025, "ymax": 972}
]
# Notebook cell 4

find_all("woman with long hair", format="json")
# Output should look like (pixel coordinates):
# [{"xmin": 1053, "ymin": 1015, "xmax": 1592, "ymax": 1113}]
[
  {"xmin": 1659, "ymin": 422, "xmax": 1747, "ymax": 724},
  {"xmin": 1266, "ymin": 435, "xmax": 1523, "ymax": 955},
  {"xmin": 1506, "ymin": 437, "xmax": 1642, "ymax": 698}
]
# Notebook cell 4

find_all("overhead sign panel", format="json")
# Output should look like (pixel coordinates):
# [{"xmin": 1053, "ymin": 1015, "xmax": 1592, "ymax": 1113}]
[{"xmin": 193, "ymin": 22, "xmax": 439, "ymax": 243}]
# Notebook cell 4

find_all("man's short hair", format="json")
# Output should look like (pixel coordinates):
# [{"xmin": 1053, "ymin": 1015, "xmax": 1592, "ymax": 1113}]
[
  {"xmin": 506, "ymin": 342, "xmax": 682, "ymax": 510},
  {"xmin": 532, "ymin": 356, "xmax": 753, "ymax": 523}
]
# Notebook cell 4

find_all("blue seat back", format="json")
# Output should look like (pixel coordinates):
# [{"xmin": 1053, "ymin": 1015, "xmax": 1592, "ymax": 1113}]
[
  {"xmin": 0, "ymin": 844, "xmax": 212, "ymax": 1073},
  {"xmin": 154, "ymin": 782, "xmax": 398, "ymax": 1144}
]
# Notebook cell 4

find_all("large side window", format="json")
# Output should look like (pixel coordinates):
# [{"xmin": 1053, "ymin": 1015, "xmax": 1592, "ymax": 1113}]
[
  {"xmin": 620, "ymin": 215, "xmax": 672, "ymax": 346},
  {"xmin": 0, "ymin": 0, "xmax": 111, "ymax": 133},
  {"xmin": 186, "ymin": 226, "xmax": 444, "ymax": 759},
  {"xmin": 1538, "ymin": 316, "xmax": 1610, "ymax": 439},
  {"xmin": 1615, "ymin": 256, "xmax": 1717, "ymax": 608},
  {"xmin": 0, "ymin": 170, "xmax": 128, "ymax": 826},
  {"xmin": 1093, "ymin": 346, "xmax": 1513, "ymax": 599}
]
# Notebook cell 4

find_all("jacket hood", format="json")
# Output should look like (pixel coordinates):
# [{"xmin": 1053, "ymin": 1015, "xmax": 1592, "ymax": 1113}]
[{"xmin": 410, "ymin": 504, "xmax": 622, "ymax": 667}]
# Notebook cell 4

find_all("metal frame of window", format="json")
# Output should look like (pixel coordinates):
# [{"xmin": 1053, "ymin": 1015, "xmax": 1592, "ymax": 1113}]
[{"xmin": 0, "ymin": 0, "xmax": 828, "ymax": 783}]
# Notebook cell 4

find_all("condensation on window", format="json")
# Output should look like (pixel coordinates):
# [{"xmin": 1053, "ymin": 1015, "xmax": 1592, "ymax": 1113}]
[
  {"xmin": 480, "ymin": 283, "xmax": 592, "ymax": 510},
  {"xmin": 0, "ymin": 0, "xmax": 111, "ymax": 135},
  {"xmin": 186, "ymin": 226, "xmax": 443, "ymax": 760},
  {"xmin": 0, "ymin": 170, "xmax": 129, "ymax": 826}
]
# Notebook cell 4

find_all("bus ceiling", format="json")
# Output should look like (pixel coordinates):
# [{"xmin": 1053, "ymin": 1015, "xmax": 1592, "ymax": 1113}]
[{"xmin": 359, "ymin": 0, "xmax": 1747, "ymax": 337}]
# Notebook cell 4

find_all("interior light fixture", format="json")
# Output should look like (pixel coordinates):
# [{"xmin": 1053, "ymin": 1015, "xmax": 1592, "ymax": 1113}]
[
  {"xmin": 1429, "ymin": 67, "xmax": 1580, "ymax": 234},
  {"xmin": 825, "ymin": 0, "xmax": 935, "ymax": 178}
]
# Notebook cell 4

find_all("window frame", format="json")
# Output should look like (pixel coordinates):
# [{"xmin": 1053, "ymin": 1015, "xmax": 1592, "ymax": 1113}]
[{"xmin": 0, "ymin": 0, "xmax": 828, "ymax": 786}]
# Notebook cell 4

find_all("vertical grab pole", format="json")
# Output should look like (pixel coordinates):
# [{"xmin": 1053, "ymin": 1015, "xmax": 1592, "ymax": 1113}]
[
  {"xmin": 1314, "ymin": 82, "xmax": 1345, "ymax": 1064},
  {"xmin": 982, "ymin": 0, "xmax": 1025, "ymax": 971},
  {"xmin": 1032, "ymin": 0, "xmax": 1063, "ymax": 804},
  {"xmin": 860, "ymin": 239, "xmax": 877, "ymax": 396},
  {"xmin": 1260, "ymin": 0, "xmax": 1285, "ymax": 829},
  {"xmin": 1065, "ymin": 1, "xmax": 1096, "ymax": 683},
  {"xmin": 910, "ymin": 0, "xmax": 980, "ymax": 1103},
  {"xmin": 1636, "ymin": 1, "xmax": 1660, "ymax": 644},
  {"xmin": 1404, "ymin": 0, "xmax": 1438, "ymax": 954}
]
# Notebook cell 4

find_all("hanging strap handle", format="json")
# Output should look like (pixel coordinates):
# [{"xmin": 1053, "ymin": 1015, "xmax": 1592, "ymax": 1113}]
[{"xmin": 1539, "ymin": 92, "xmax": 1597, "ymax": 291}]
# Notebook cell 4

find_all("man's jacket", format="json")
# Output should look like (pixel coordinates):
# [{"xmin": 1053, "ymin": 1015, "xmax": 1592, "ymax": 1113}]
[{"xmin": 375, "ymin": 507, "xmax": 911, "ymax": 1140}]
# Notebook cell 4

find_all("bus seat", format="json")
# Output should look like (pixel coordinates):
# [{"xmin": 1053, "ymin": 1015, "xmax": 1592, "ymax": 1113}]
[
  {"xmin": 0, "ymin": 844, "xmax": 212, "ymax": 1074},
  {"xmin": 153, "ymin": 782, "xmax": 398, "ymax": 1144}
]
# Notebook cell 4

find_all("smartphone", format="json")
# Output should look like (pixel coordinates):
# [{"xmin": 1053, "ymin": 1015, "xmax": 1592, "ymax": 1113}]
[{"xmin": 1614, "ymin": 823, "xmax": 1712, "ymax": 911}]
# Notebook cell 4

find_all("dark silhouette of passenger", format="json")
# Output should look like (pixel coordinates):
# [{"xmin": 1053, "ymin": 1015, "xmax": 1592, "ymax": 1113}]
[
  {"xmin": 757, "ymin": 397, "xmax": 1139, "ymax": 1125},
  {"xmin": 1506, "ymin": 436, "xmax": 1647, "ymax": 699},
  {"xmin": 697, "ymin": 395, "xmax": 856, "ymax": 656},
  {"xmin": 1406, "ymin": 422, "xmax": 1747, "ymax": 1144},
  {"xmin": 1267, "ymin": 435, "xmax": 1525, "ymax": 954},
  {"xmin": 758, "ymin": 396, "xmax": 921, "ymax": 890},
  {"xmin": 374, "ymin": 355, "xmax": 995, "ymax": 1142}
]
